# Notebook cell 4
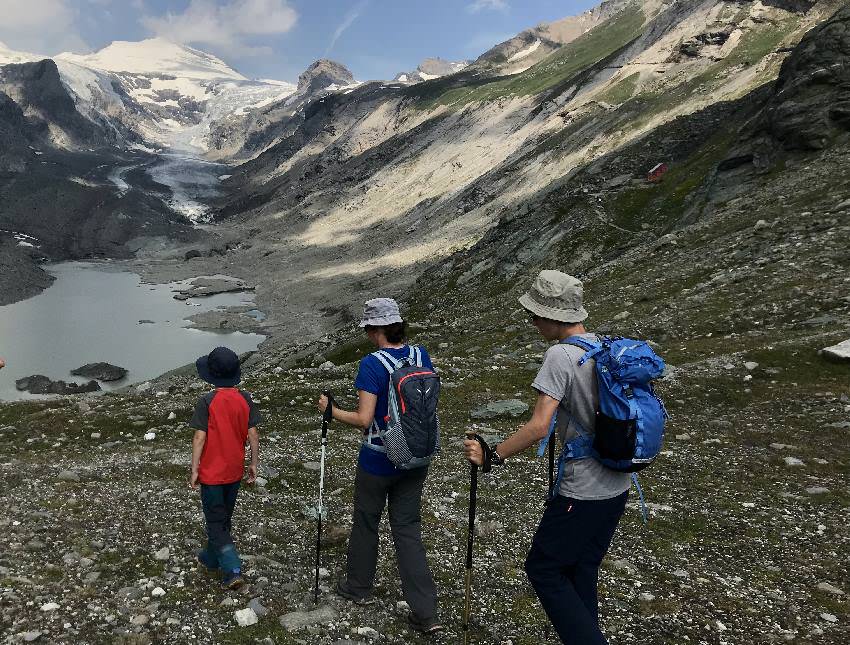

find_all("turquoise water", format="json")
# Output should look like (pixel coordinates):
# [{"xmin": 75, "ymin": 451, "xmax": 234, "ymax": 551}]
[{"xmin": 0, "ymin": 262, "xmax": 265, "ymax": 401}]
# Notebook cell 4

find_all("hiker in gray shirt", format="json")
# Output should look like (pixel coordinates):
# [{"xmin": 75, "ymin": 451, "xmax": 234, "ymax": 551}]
[{"xmin": 464, "ymin": 270, "xmax": 629, "ymax": 645}]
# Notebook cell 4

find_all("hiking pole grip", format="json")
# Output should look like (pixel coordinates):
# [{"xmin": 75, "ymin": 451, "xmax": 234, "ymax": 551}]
[{"xmin": 321, "ymin": 390, "xmax": 334, "ymax": 428}]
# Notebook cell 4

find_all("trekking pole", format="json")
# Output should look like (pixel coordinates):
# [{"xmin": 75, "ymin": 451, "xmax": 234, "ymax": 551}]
[
  {"xmin": 315, "ymin": 390, "xmax": 334, "ymax": 604},
  {"xmin": 463, "ymin": 433, "xmax": 492, "ymax": 645}
]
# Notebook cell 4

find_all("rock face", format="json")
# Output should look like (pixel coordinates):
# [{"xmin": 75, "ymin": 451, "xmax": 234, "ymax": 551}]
[
  {"xmin": 15, "ymin": 375, "xmax": 101, "ymax": 395},
  {"xmin": 0, "ymin": 59, "xmax": 103, "ymax": 146},
  {"xmin": 297, "ymin": 59, "xmax": 354, "ymax": 94},
  {"xmin": 71, "ymin": 363, "xmax": 128, "ymax": 382},
  {"xmin": 394, "ymin": 58, "xmax": 469, "ymax": 83},
  {"xmin": 763, "ymin": 5, "xmax": 850, "ymax": 150}
]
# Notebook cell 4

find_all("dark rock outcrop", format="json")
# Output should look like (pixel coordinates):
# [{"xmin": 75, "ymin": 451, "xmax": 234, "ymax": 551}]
[
  {"xmin": 15, "ymin": 375, "xmax": 101, "ymax": 395},
  {"xmin": 71, "ymin": 363, "xmax": 128, "ymax": 382},
  {"xmin": 763, "ymin": 6, "xmax": 850, "ymax": 151},
  {"xmin": 0, "ymin": 59, "xmax": 104, "ymax": 146},
  {"xmin": 762, "ymin": 0, "xmax": 815, "ymax": 14}
]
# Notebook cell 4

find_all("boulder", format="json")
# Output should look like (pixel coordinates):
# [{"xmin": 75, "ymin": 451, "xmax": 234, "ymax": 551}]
[
  {"xmin": 820, "ymin": 339, "xmax": 850, "ymax": 363},
  {"xmin": 279, "ymin": 605, "xmax": 338, "ymax": 631},
  {"xmin": 234, "ymin": 608, "xmax": 259, "ymax": 627},
  {"xmin": 470, "ymin": 399, "xmax": 529, "ymax": 420},
  {"xmin": 15, "ymin": 375, "xmax": 101, "ymax": 395},
  {"xmin": 71, "ymin": 362, "xmax": 128, "ymax": 382}
]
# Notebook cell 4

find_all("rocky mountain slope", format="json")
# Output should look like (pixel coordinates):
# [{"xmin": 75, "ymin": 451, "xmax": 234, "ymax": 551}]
[
  {"xmin": 393, "ymin": 58, "xmax": 470, "ymax": 84},
  {"xmin": 152, "ymin": 0, "xmax": 841, "ymax": 351}
]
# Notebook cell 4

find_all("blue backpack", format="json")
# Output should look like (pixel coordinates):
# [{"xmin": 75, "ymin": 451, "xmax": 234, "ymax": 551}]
[{"xmin": 540, "ymin": 336, "xmax": 668, "ymax": 513}]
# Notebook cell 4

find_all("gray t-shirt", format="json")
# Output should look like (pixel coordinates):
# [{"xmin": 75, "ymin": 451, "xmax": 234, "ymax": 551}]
[{"xmin": 532, "ymin": 334, "xmax": 631, "ymax": 500}]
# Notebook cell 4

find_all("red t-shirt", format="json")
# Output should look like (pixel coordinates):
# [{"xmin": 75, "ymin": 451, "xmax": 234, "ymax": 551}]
[{"xmin": 189, "ymin": 388, "xmax": 262, "ymax": 485}]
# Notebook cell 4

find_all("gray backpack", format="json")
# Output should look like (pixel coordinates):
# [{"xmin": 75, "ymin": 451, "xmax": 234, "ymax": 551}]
[{"xmin": 364, "ymin": 346, "xmax": 441, "ymax": 470}]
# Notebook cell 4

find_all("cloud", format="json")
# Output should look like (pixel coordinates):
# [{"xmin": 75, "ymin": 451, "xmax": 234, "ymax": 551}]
[
  {"xmin": 0, "ymin": 0, "xmax": 89, "ymax": 54},
  {"xmin": 141, "ymin": 0, "xmax": 297, "ymax": 56},
  {"xmin": 325, "ymin": 1, "xmax": 369, "ymax": 57},
  {"xmin": 467, "ymin": 0, "xmax": 509, "ymax": 14}
]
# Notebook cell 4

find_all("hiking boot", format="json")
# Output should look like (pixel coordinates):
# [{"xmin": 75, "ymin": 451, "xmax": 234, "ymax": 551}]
[
  {"xmin": 196, "ymin": 551, "xmax": 218, "ymax": 573},
  {"xmin": 221, "ymin": 569, "xmax": 245, "ymax": 590},
  {"xmin": 335, "ymin": 579, "xmax": 372, "ymax": 605},
  {"xmin": 407, "ymin": 611, "xmax": 443, "ymax": 635}
]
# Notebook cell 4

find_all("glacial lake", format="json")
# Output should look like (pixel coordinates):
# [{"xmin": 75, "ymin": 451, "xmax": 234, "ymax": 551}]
[{"xmin": 0, "ymin": 262, "xmax": 265, "ymax": 401}]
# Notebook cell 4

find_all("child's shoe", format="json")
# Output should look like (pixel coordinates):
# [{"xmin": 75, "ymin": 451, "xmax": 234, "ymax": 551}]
[{"xmin": 221, "ymin": 569, "xmax": 245, "ymax": 590}]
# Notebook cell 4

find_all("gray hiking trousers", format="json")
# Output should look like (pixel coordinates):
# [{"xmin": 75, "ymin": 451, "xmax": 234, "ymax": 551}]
[{"xmin": 344, "ymin": 464, "xmax": 438, "ymax": 622}]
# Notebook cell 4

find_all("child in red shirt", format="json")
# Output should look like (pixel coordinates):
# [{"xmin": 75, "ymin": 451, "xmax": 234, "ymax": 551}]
[{"xmin": 189, "ymin": 347, "xmax": 261, "ymax": 589}]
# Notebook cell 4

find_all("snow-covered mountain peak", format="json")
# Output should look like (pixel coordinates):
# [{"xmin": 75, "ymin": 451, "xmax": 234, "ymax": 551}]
[
  {"xmin": 57, "ymin": 38, "xmax": 247, "ymax": 81},
  {"xmin": 0, "ymin": 41, "xmax": 45, "ymax": 65}
]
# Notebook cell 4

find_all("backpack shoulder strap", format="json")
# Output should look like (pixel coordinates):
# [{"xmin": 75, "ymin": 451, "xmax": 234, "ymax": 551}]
[
  {"xmin": 371, "ymin": 350, "xmax": 401, "ymax": 374},
  {"xmin": 412, "ymin": 345, "xmax": 423, "ymax": 368},
  {"xmin": 561, "ymin": 336, "xmax": 604, "ymax": 366}
]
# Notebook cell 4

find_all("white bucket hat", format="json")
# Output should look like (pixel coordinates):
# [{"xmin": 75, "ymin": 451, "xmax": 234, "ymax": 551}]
[
  {"xmin": 519, "ymin": 270, "xmax": 588, "ymax": 323},
  {"xmin": 359, "ymin": 297, "xmax": 404, "ymax": 327}
]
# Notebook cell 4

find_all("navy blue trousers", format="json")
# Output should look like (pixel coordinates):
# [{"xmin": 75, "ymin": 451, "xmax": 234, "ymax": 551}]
[
  {"xmin": 200, "ymin": 481, "xmax": 242, "ymax": 572},
  {"xmin": 524, "ymin": 492, "xmax": 628, "ymax": 644}
]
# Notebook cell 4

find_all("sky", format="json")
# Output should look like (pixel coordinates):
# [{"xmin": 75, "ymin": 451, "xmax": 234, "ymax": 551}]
[{"xmin": 0, "ymin": 0, "xmax": 600, "ymax": 82}]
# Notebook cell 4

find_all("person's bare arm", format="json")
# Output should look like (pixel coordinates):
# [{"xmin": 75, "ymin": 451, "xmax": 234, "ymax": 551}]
[
  {"xmin": 464, "ymin": 392, "xmax": 559, "ymax": 465},
  {"xmin": 246, "ymin": 426, "xmax": 259, "ymax": 484},
  {"xmin": 190, "ymin": 430, "xmax": 206, "ymax": 489},
  {"xmin": 318, "ymin": 391, "xmax": 378, "ymax": 429}
]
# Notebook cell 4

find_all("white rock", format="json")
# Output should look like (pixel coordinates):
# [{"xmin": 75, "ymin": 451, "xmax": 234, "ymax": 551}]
[
  {"xmin": 40, "ymin": 602, "xmax": 60, "ymax": 612},
  {"xmin": 820, "ymin": 613, "xmax": 838, "ymax": 623},
  {"xmin": 806, "ymin": 487, "xmax": 829, "ymax": 495},
  {"xmin": 716, "ymin": 620, "xmax": 727, "ymax": 632},
  {"xmin": 154, "ymin": 547, "xmax": 170, "ymax": 561},
  {"xmin": 639, "ymin": 592, "xmax": 655, "ymax": 602},
  {"xmin": 744, "ymin": 361, "xmax": 759, "ymax": 371},
  {"xmin": 167, "ymin": 412, "xmax": 177, "ymax": 420},
  {"xmin": 235, "ymin": 608, "xmax": 259, "ymax": 627},
  {"xmin": 144, "ymin": 432, "xmax": 156, "ymax": 441},
  {"xmin": 90, "ymin": 432, "xmax": 101, "ymax": 439},
  {"xmin": 671, "ymin": 569, "xmax": 689, "ymax": 579},
  {"xmin": 151, "ymin": 587, "xmax": 166, "ymax": 597},
  {"xmin": 784, "ymin": 457, "xmax": 804, "ymax": 467},
  {"xmin": 356, "ymin": 626, "xmax": 380, "ymax": 637},
  {"xmin": 817, "ymin": 582, "xmax": 844, "ymax": 596},
  {"xmin": 821, "ymin": 339, "xmax": 850, "ymax": 363}
]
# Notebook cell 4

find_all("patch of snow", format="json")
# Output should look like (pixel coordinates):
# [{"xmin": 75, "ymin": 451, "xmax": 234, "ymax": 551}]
[
  {"xmin": 108, "ymin": 166, "xmax": 133, "ymax": 196},
  {"xmin": 218, "ymin": 174, "xmax": 232, "ymax": 180},
  {"xmin": 508, "ymin": 39, "xmax": 542, "ymax": 63},
  {"xmin": 398, "ymin": 74, "xmax": 409, "ymax": 82},
  {"xmin": 17, "ymin": 241, "xmax": 35, "ymax": 248},
  {"xmin": 418, "ymin": 72, "xmax": 440, "ymax": 81}
]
